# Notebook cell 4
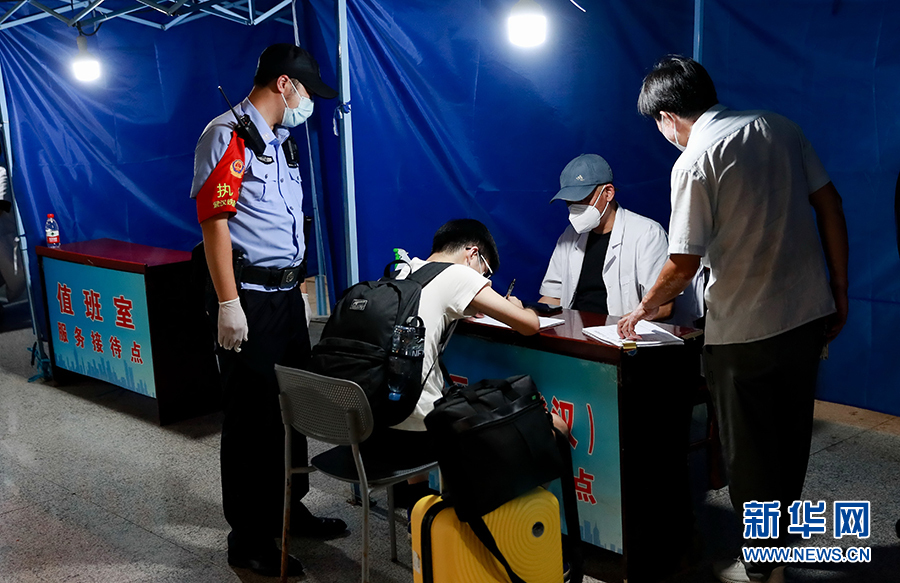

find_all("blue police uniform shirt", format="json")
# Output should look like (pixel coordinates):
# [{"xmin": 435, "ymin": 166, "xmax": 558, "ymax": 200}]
[{"xmin": 191, "ymin": 98, "xmax": 305, "ymax": 290}]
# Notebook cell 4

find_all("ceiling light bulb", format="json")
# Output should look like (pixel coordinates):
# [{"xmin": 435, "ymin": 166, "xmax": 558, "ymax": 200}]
[
  {"xmin": 508, "ymin": 0, "xmax": 547, "ymax": 47},
  {"xmin": 72, "ymin": 35, "xmax": 101, "ymax": 82}
]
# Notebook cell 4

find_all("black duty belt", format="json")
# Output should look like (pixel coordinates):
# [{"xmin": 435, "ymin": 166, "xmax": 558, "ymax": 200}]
[{"xmin": 241, "ymin": 262, "xmax": 306, "ymax": 289}]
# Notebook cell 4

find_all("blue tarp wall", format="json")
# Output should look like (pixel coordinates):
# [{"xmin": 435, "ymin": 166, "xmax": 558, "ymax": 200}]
[
  {"xmin": 697, "ymin": 1, "xmax": 900, "ymax": 414},
  {"xmin": 0, "ymin": 9, "xmax": 340, "ymax": 335},
  {"xmin": 1, "ymin": 0, "xmax": 897, "ymax": 413}
]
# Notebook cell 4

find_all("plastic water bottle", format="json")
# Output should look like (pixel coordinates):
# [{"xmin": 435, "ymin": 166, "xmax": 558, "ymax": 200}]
[
  {"xmin": 393, "ymin": 248, "xmax": 412, "ymax": 277},
  {"xmin": 44, "ymin": 213, "xmax": 60, "ymax": 248},
  {"xmin": 394, "ymin": 248, "xmax": 411, "ymax": 263},
  {"xmin": 387, "ymin": 322, "xmax": 425, "ymax": 401}
]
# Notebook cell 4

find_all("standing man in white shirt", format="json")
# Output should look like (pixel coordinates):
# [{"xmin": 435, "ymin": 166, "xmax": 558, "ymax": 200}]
[
  {"xmin": 539, "ymin": 153, "xmax": 702, "ymax": 326},
  {"xmin": 620, "ymin": 56, "xmax": 849, "ymax": 583}
]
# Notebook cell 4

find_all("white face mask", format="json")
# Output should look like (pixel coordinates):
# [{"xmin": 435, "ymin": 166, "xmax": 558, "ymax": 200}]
[
  {"xmin": 281, "ymin": 81, "xmax": 314, "ymax": 128},
  {"xmin": 665, "ymin": 116, "xmax": 686, "ymax": 152},
  {"xmin": 568, "ymin": 196, "xmax": 610, "ymax": 234}
]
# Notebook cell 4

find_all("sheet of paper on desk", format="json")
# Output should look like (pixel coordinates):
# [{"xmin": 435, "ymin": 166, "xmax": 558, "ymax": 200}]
[
  {"xmin": 471, "ymin": 315, "xmax": 565, "ymax": 330},
  {"xmin": 582, "ymin": 320, "xmax": 684, "ymax": 347}
]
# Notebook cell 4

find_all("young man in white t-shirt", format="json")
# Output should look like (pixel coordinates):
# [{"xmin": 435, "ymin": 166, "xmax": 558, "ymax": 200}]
[{"xmin": 361, "ymin": 219, "xmax": 566, "ymax": 500}]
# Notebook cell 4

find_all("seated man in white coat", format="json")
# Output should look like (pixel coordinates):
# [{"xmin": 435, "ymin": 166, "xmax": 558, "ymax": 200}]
[{"xmin": 540, "ymin": 154, "xmax": 701, "ymax": 325}]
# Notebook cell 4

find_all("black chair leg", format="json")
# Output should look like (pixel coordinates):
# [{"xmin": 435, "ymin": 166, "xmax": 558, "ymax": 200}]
[{"xmin": 388, "ymin": 485, "xmax": 398, "ymax": 562}]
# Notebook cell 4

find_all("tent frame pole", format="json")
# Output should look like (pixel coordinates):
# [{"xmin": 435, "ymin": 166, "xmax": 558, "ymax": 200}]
[
  {"xmin": 335, "ymin": 0, "xmax": 359, "ymax": 286},
  {"xmin": 0, "ymin": 62, "xmax": 51, "ymax": 380},
  {"xmin": 693, "ymin": 0, "xmax": 704, "ymax": 62},
  {"xmin": 291, "ymin": 0, "xmax": 331, "ymax": 315}
]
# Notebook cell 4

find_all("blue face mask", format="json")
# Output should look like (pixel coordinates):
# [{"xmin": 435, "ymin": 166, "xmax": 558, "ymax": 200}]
[{"xmin": 281, "ymin": 81, "xmax": 314, "ymax": 128}]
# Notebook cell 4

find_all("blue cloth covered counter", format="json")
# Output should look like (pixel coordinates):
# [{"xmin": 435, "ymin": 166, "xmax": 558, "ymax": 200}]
[
  {"xmin": 37, "ymin": 238, "xmax": 219, "ymax": 425},
  {"xmin": 442, "ymin": 309, "xmax": 702, "ymax": 583}
]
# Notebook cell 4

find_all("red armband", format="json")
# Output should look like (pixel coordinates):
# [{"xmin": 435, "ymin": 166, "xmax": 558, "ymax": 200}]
[{"xmin": 196, "ymin": 132, "xmax": 246, "ymax": 223}]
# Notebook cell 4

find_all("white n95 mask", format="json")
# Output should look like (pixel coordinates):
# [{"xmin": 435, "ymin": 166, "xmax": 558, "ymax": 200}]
[{"xmin": 568, "ymin": 199, "xmax": 609, "ymax": 234}]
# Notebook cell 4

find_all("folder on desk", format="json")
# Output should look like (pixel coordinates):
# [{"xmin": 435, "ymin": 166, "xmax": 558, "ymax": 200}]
[{"xmin": 582, "ymin": 320, "xmax": 684, "ymax": 348}]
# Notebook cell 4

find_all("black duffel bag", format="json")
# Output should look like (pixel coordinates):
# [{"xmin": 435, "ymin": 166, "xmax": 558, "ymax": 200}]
[
  {"xmin": 425, "ymin": 374, "xmax": 583, "ymax": 583},
  {"xmin": 424, "ymin": 374, "xmax": 564, "ymax": 520}
]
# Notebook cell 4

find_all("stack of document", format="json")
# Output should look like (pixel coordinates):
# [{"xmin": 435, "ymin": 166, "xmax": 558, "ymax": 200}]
[
  {"xmin": 471, "ymin": 315, "xmax": 565, "ymax": 330},
  {"xmin": 582, "ymin": 320, "xmax": 684, "ymax": 347}
]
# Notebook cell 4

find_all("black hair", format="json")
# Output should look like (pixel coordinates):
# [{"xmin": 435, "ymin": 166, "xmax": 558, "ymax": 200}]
[
  {"xmin": 637, "ymin": 55, "xmax": 718, "ymax": 121},
  {"xmin": 254, "ymin": 71, "xmax": 301, "ymax": 89},
  {"xmin": 431, "ymin": 219, "xmax": 500, "ymax": 274},
  {"xmin": 253, "ymin": 70, "xmax": 279, "ymax": 88}
]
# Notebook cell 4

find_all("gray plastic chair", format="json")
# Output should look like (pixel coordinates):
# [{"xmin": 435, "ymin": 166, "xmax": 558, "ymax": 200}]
[{"xmin": 274, "ymin": 364, "xmax": 438, "ymax": 583}]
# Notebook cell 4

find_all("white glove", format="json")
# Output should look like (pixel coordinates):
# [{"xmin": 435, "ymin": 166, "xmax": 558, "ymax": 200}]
[
  {"xmin": 302, "ymin": 292, "xmax": 312, "ymax": 326},
  {"xmin": 218, "ymin": 298, "xmax": 248, "ymax": 351}
]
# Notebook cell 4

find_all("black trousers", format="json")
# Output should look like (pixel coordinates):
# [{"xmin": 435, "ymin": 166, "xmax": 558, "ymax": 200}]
[
  {"xmin": 359, "ymin": 427, "xmax": 437, "ymax": 469},
  {"xmin": 705, "ymin": 317, "xmax": 827, "ymax": 548},
  {"xmin": 215, "ymin": 286, "xmax": 311, "ymax": 548}
]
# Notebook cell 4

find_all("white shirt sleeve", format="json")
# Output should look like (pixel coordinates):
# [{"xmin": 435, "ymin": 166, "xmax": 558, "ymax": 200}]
[
  {"xmin": 434, "ymin": 264, "xmax": 491, "ymax": 318},
  {"xmin": 635, "ymin": 224, "xmax": 669, "ymax": 298},
  {"xmin": 539, "ymin": 233, "xmax": 567, "ymax": 299},
  {"xmin": 668, "ymin": 168, "xmax": 714, "ymax": 257}
]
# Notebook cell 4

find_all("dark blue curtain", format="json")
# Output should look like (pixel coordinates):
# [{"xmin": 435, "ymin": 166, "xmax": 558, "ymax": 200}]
[
  {"xmin": 305, "ymin": 0, "xmax": 693, "ymax": 297},
  {"xmin": 304, "ymin": 0, "xmax": 899, "ymax": 414},
  {"xmin": 701, "ymin": 0, "xmax": 900, "ymax": 414},
  {"xmin": 0, "ymin": 15, "xmax": 334, "ymax": 334},
  {"xmin": 5, "ymin": 1, "xmax": 895, "ymax": 414}
]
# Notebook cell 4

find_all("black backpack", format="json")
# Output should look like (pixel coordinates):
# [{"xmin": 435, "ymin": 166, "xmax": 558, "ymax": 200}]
[{"xmin": 310, "ymin": 261, "xmax": 452, "ymax": 427}]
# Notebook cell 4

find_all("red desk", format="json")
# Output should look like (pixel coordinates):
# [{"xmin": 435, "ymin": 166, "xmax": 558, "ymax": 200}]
[
  {"xmin": 444, "ymin": 310, "xmax": 702, "ymax": 583},
  {"xmin": 37, "ymin": 239, "xmax": 219, "ymax": 425}
]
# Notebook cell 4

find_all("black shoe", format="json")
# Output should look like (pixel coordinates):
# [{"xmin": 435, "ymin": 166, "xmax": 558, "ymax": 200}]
[
  {"xmin": 227, "ymin": 547, "xmax": 304, "ymax": 577},
  {"xmin": 291, "ymin": 513, "xmax": 348, "ymax": 539}
]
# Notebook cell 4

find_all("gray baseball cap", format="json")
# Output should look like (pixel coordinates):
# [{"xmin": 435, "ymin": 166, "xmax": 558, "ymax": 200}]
[{"xmin": 550, "ymin": 154, "xmax": 614, "ymax": 202}]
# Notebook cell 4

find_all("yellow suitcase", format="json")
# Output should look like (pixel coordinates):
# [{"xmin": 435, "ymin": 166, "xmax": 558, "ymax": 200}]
[{"xmin": 411, "ymin": 487, "xmax": 564, "ymax": 583}]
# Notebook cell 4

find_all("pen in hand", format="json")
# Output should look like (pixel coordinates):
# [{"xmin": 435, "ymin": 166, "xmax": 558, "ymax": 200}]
[{"xmin": 505, "ymin": 279, "xmax": 516, "ymax": 299}]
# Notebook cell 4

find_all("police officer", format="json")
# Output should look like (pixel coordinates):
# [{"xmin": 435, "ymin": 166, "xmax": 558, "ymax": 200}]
[{"xmin": 190, "ymin": 44, "xmax": 345, "ymax": 576}]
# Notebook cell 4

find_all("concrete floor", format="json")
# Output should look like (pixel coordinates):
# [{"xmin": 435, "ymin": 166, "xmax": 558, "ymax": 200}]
[
  {"xmin": 671, "ymin": 401, "xmax": 900, "ymax": 583},
  {"xmin": 1, "ymin": 323, "xmax": 898, "ymax": 582}
]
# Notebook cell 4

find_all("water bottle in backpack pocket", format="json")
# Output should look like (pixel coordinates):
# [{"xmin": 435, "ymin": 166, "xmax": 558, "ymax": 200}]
[
  {"xmin": 387, "ymin": 318, "xmax": 426, "ymax": 402},
  {"xmin": 310, "ymin": 261, "xmax": 452, "ymax": 427}
]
